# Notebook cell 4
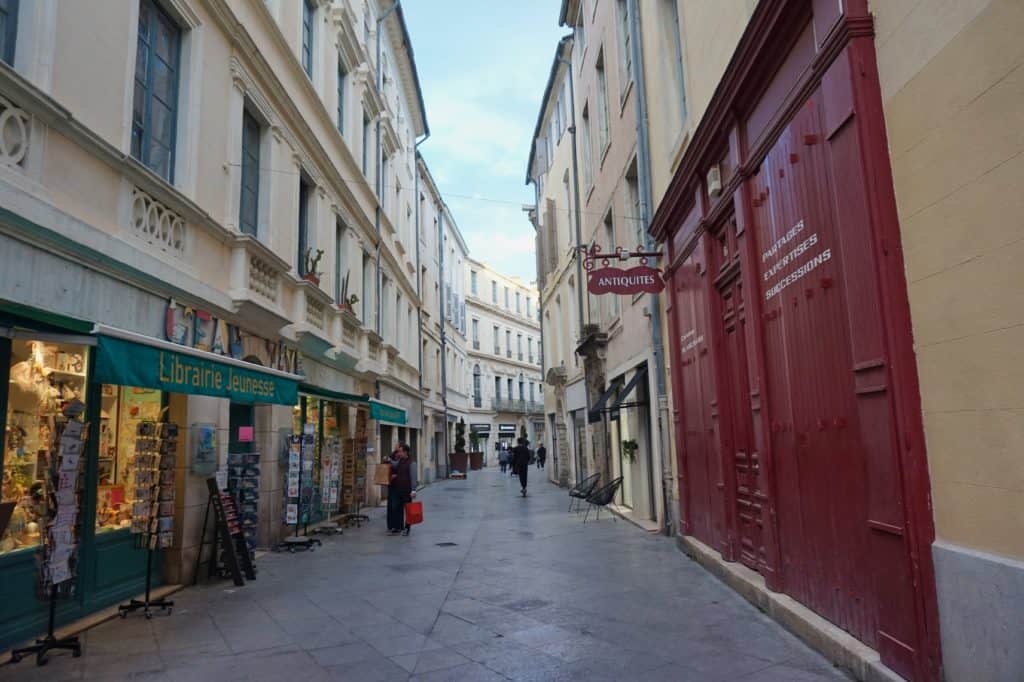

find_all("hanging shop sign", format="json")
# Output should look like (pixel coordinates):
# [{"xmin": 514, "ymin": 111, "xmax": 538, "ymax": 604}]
[
  {"xmin": 470, "ymin": 424, "xmax": 491, "ymax": 434},
  {"xmin": 498, "ymin": 424, "xmax": 517, "ymax": 434},
  {"xmin": 583, "ymin": 245, "xmax": 664, "ymax": 296},
  {"xmin": 163, "ymin": 299, "xmax": 303, "ymax": 375},
  {"xmin": 369, "ymin": 399, "xmax": 406, "ymax": 425},
  {"xmin": 94, "ymin": 333, "xmax": 299, "ymax": 405}
]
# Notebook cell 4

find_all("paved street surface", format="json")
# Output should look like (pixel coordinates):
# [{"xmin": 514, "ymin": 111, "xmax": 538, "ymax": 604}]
[{"xmin": 0, "ymin": 469, "xmax": 851, "ymax": 681}]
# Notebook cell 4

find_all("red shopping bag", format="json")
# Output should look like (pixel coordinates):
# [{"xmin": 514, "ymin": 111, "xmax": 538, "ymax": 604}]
[{"xmin": 404, "ymin": 501, "xmax": 424, "ymax": 525}]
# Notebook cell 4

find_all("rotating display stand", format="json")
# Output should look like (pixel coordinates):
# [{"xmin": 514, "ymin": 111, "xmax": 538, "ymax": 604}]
[
  {"xmin": 9, "ymin": 405, "xmax": 86, "ymax": 667},
  {"xmin": 278, "ymin": 431, "xmax": 320, "ymax": 552},
  {"xmin": 118, "ymin": 421, "xmax": 177, "ymax": 619}
]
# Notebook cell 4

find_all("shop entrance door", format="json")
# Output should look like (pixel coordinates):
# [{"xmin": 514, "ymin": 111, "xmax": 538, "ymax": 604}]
[
  {"xmin": 229, "ymin": 403, "xmax": 254, "ymax": 454},
  {"xmin": 714, "ymin": 230, "xmax": 764, "ymax": 572}
]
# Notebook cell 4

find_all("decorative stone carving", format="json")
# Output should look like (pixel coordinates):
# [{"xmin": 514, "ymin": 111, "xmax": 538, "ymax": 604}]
[
  {"xmin": 0, "ymin": 96, "xmax": 30, "ymax": 168},
  {"xmin": 249, "ymin": 254, "xmax": 279, "ymax": 303},
  {"xmin": 306, "ymin": 297, "xmax": 326, "ymax": 331},
  {"xmin": 130, "ymin": 187, "xmax": 186, "ymax": 257}
]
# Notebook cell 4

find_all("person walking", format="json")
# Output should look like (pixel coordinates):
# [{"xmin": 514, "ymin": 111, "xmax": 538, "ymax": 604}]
[
  {"xmin": 387, "ymin": 443, "xmax": 414, "ymax": 536},
  {"xmin": 499, "ymin": 447, "xmax": 509, "ymax": 473},
  {"xmin": 536, "ymin": 444, "xmax": 547, "ymax": 470},
  {"xmin": 511, "ymin": 437, "xmax": 531, "ymax": 497}
]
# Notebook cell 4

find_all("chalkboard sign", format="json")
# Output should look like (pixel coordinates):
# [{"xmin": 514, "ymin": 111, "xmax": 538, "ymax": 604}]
[{"xmin": 204, "ymin": 478, "xmax": 255, "ymax": 585}]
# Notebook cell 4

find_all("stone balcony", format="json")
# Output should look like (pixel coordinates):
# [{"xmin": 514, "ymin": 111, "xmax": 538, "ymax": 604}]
[{"xmin": 491, "ymin": 398, "xmax": 544, "ymax": 414}]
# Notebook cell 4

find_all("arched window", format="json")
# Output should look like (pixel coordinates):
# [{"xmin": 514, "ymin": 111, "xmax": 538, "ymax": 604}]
[{"xmin": 473, "ymin": 365, "xmax": 481, "ymax": 407}]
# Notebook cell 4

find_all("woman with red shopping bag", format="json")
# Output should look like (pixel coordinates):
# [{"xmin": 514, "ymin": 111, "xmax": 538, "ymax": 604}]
[{"xmin": 387, "ymin": 443, "xmax": 417, "ymax": 536}]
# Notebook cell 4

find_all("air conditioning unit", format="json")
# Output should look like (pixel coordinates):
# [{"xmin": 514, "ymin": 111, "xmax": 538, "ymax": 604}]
[{"xmin": 707, "ymin": 164, "xmax": 722, "ymax": 198}]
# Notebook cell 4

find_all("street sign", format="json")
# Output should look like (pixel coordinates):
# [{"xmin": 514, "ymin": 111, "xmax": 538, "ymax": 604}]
[{"xmin": 583, "ymin": 245, "xmax": 664, "ymax": 295}]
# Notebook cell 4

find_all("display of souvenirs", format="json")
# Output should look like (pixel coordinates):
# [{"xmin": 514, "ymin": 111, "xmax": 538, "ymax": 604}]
[
  {"xmin": 2, "ymin": 341, "xmax": 88, "ymax": 555},
  {"xmin": 128, "ymin": 421, "xmax": 177, "ymax": 550},
  {"xmin": 227, "ymin": 450, "xmax": 260, "ymax": 561},
  {"xmin": 38, "ymin": 403, "xmax": 87, "ymax": 596}
]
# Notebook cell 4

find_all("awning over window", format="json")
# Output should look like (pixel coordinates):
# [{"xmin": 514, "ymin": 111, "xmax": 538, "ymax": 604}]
[
  {"xmin": 370, "ymin": 399, "xmax": 406, "ymax": 425},
  {"xmin": 299, "ymin": 383, "xmax": 369, "ymax": 405},
  {"xmin": 93, "ymin": 325, "xmax": 301, "ymax": 405},
  {"xmin": 609, "ymin": 366, "xmax": 649, "ymax": 412},
  {"xmin": 588, "ymin": 378, "xmax": 624, "ymax": 423}
]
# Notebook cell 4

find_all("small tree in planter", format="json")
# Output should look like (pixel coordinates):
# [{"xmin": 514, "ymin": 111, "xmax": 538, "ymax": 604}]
[{"xmin": 450, "ymin": 418, "xmax": 469, "ymax": 474}]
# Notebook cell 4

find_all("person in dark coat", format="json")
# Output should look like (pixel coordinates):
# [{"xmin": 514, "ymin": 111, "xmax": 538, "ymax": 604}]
[
  {"xmin": 387, "ymin": 443, "xmax": 414, "ymax": 535},
  {"xmin": 536, "ymin": 444, "xmax": 547, "ymax": 469},
  {"xmin": 511, "ymin": 437, "xmax": 531, "ymax": 497}
]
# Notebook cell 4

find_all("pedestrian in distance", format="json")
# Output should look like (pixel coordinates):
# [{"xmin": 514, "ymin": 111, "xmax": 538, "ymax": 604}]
[
  {"xmin": 499, "ymin": 447, "xmax": 509, "ymax": 473},
  {"xmin": 537, "ymin": 444, "xmax": 547, "ymax": 469},
  {"xmin": 387, "ymin": 443, "xmax": 415, "ymax": 536},
  {"xmin": 512, "ymin": 437, "xmax": 531, "ymax": 497}
]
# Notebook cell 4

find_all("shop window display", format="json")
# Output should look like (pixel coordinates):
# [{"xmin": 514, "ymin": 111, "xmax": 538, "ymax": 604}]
[
  {"xmin": 95, "ymin": 385, "xmax": 164, "ymax": 533},
  {"xmin": 1, "ymin": 340, "xmax": 88, "ymax": 555}
]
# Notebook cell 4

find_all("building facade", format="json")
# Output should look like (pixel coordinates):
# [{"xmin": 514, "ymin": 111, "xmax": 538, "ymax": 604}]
[
  {"xmin": 530, "ymin": 0, "xmax": 1023, "ymax": 679},
  {"xmin": 465, "ymin": 259, "xmax": 544, "ymax": 463},
  {"xmin": 527, "ymin": 37, "xmax": 582, "ymax": 490},
  {"xmin": 0, "ymin": 0, "xmax": 441, "ymax": 651},
  {"xmin": 528, "ymin": 0, "xmax": 672, "ymax": 530}
]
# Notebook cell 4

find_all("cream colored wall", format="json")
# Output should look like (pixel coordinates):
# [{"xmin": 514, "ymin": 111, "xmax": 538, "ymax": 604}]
[
  {"xmin": 643, "ymin": 0, "xmax": 755, "ymax": 205},
  {"xmin": 875, "ymin": 0, "xmax": 1024, "ymax": 560}
]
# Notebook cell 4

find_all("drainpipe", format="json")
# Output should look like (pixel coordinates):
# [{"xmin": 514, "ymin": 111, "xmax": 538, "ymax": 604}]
[
  {"xmin": 628, "ymin": 0, "xmax": 672, "ymax": 535},
  {"xmin": 373, "ymin": 1, "xmax": 401, "ymax": 339},
  {"xmin": 438, "ymin": 209, "xmax": 450, "ymax": 477},
  {"xmin": 559, "ymin": 54, "xmax": 592, "ymax": 487}
]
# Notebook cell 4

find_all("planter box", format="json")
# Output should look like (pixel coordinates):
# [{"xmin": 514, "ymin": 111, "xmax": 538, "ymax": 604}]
[
  {"xmin": 469, "ymin": 452, "xmax": 483, "ymax": 470},
  {"xmin": 449, "ymin": 452, "xmax": 468, "ymax": 473}
]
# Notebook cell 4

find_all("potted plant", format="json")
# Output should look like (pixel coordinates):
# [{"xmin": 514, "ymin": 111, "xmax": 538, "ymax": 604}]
[
  {"xmin": 468, "ymin": 431, "xmax": 483, "ymax": 470},
  {"xmin": 336, "ymin": 273, "xmax": 360, "ymax": 314},
  {"xmin": 449, "ymin": 418, "xmax": 469, "ymax": 474},
  {"xmin": 621, "ymin": 438, "xmax": 639, "ymax": 462},
  {"xmin": 302, "ymin": 248, "xmax": 324, "ymax": 286}
]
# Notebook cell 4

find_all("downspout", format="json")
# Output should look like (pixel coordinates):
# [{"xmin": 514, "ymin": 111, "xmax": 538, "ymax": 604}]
[
  {"xmin": 628, "ymin": 0, "xmax": 673, "ymax": 535},
  {"xmin": 438, "ymin": 209, "xmax": 450, "ymax": 477},
  {"xmin": 374, "ymin": 2, "xmax": 401, "ymax": 340},
  {"xmin": 559, "ymin": 53, "xmax": 592, "ymax": 485}
]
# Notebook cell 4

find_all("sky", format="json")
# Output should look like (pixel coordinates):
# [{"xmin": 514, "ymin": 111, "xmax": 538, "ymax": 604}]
[{"xmin": 402, "ymin": 1, "xmax": 567, "ymax": 285}]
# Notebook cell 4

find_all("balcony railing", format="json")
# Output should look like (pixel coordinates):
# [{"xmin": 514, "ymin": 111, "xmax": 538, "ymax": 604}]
[
  {"xmin": 529, "ymin": 354, "xmax": 535, "ymax": 364},
  {"xmin": 517, "ymin": 352, "xmax": 523, "ymax": 361},
  {"xmin": 473, "ymin": 339, "xmax": 480, "ymax": 350},
  {"xmin": 493, "ymin": 346, "xmax": 501, "ymax": 355},
  {"xmin": 491, "ymin": 398, "xmax": 544, "ymax": 414},
  {"xmin": 506, "ymin": 350, "xmax": 512, "ymax": 359},
  {"xmin": 473, "ymin": 396, "xmax": 482, "ymax": 408}
]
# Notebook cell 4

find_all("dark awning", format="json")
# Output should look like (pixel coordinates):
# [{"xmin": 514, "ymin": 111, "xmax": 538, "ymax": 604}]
[
  {"xmin": 588, "ymin": 378, "xmax": 624, "ymax": 423},
  {"xmin": 609, "ymin": 366, "xmax": 649, "ymax": 415}
]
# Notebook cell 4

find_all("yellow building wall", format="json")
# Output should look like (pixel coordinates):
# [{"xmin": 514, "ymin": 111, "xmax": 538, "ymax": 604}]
[{"xmin": 875, "ymin": 0, "xmax": 1024, "ymax": 560}]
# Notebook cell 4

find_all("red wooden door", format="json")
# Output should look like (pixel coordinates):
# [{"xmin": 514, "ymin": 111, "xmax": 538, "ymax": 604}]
[
  {"xmin": 716, "ymin": 259, "xmax": 764, "ymax": 571},
  {"xmin": 667, "ymin": 238, "xmax": 727, "ymax": 552},
  {"xmin": 749, "ymin": 93, "xmax": 876, "ymax": 645}
]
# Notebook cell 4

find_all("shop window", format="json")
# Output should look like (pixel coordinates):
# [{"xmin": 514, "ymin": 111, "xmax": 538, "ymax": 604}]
[
  {"xmin": 2, "ymin": 339, "xmax": 89, "ymax": 555},
  {"xmin": 95, "ymin": 385, "xmax": 165, "ymax": 534}
]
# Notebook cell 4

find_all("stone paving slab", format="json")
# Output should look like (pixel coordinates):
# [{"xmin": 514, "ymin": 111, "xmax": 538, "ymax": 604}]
[{"xmin": 0, "ymin": 469, "xmax": 853, "ymax": 681}]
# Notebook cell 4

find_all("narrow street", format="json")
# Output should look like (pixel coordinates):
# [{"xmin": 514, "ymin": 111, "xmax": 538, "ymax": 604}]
[{"xmin": 2, "ymin": 471, "xmax": 849, "ymax": 682}]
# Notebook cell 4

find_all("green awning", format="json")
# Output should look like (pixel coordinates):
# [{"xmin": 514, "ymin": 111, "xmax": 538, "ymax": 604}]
[
  {"xmin": 299, "ymin": 383, "xmax": 369, "ymax": 405},
  {"xmin": 370, "ymin": 399, "xmax": 406, "ymax": 425},
  {"xmin": 94, "ymin": 332, "xmax": 299, "ymax": 405},
  {"xmin": 0, "ymin": 299, "xmax": 93, "ymax": 334}
]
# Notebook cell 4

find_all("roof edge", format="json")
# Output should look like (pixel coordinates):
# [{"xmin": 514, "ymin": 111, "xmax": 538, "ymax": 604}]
[{"xmin": 525, "ymin": 35, "xmax": 574, "ymax": 186}]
